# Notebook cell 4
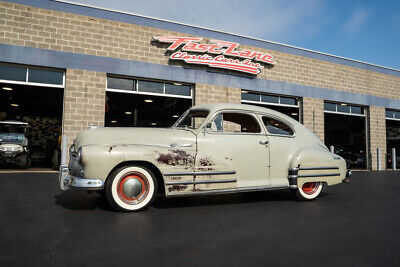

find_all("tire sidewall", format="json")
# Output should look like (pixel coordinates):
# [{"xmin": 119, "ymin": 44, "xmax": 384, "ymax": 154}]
[
  {"xmin": 106, "ymin": 166, "xmax": 157, "ymax": 211},
  {"xmin": 297, "ymin": 182, "xmax": 323, "ymax": 200}
]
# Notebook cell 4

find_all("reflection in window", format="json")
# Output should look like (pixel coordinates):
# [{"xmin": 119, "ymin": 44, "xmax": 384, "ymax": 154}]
[
  {"xmin": 210, "ymin": 113, "xmax": 261, "ymax": 133},
  {"xmin": 175, "ymin": 109, "xmax": 209, "ymax": 129},
  {"xmin": 324, "ymin": 102, "xmax": 336, "ymax": 112},
  {"xmin": 138, "ymin": 80, "xmax": 163, "ymax": 94},
  {"xmin": 165, "ymin": 83, "xmax": 191, "ymax": 96},
  {"xmin": 28, "ymin": 68, "xmax": 64, "ymax": 85},
  {"xmin": 262, "ymin": 117, "xmax": 294, "ymax": 136},
  {"xmin": 0, "ymin": 64, "xmax": 26, "ymax": 81},
  {"xmin": 242, "ymin": 92, "xmax": 260, "ymax": 101},
  {"xmin": 107, "ymin": 77, "xmax": 135, "ymax": 90},
  {"xmin": 261, "ymin": 94, "xmax": 279, "ymax": 103}
]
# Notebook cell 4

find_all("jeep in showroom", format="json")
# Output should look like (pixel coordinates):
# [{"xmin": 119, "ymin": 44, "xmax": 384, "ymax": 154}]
[{"xmin": 0, "ymin": 121, "xmax": 31, "ymax": 169}]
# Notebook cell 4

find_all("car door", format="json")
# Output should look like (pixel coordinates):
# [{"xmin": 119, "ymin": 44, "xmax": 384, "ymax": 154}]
[{"xmin": 195, "ymin": 110, "xmax": 271, "ymax": 191}]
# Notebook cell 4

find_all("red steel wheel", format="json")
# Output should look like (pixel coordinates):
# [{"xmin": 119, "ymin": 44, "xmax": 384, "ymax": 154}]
[{"xmin": 294, "ymin": 181, "xmax": 323, "ymax": 200}]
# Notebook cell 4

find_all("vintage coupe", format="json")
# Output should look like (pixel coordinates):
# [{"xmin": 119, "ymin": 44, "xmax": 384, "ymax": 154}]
[{"xmin": 59, "ymin": 103, "xmax": 351, "ymax": 211}]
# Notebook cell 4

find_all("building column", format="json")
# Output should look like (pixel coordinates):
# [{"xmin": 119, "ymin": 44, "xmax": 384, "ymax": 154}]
[
  {"xmin": 368, "ymin": 106, "xmax": 387, "ymax": 170},
  {"xmin": 62, "ymin": 69, "xmax": 106, "ymax": 146},
  {"xmin": 302, "ymin": 97, "xmax": 324, "ymax": 142},
  {"xmin": 195, "ymin": 84, "xmax": 241, "ymax": 105}
]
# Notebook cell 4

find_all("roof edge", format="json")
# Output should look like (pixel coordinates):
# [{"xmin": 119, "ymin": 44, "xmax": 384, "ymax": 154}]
[{"xmin": 52, "ymin": 0, "xmax": 400, "ymax": 74}]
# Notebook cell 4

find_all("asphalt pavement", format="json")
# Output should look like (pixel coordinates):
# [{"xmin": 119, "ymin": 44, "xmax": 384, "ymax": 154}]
[{"xmin": 0, "ymin": 171, "xmax": 399, "ymax": 266}]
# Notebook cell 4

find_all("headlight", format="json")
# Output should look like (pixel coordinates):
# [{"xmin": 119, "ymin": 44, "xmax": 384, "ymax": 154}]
[{"xmin": 14, "ymin": 146, "xmax": 23, "ymax": 152}]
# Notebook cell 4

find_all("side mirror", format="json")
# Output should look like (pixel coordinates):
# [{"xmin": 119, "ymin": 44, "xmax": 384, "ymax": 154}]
[{"xmin": 202, "ymin": 122, "xmax": 212, "ymax": 134}]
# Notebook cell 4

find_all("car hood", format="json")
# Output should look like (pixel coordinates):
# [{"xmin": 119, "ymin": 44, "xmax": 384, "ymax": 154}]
[{"xmin": 74, "ymin": 127, "xmax": 196, "ymax": 148}]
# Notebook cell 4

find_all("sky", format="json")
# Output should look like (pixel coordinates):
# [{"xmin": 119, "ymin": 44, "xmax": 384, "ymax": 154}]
[{"xmin": 64, "ymin": 0, "xmax": 400, "ymax": 70}]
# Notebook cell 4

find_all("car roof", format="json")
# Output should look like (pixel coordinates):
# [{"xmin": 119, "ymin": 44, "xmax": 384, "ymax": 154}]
[{"xmin": 191, "ymin": 103, "xmax": 299, "ymax": 125}]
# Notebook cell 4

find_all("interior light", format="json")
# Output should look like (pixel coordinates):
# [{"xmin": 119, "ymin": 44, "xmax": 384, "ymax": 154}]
[
  {"xmin": 172, "ymin": 115, "xmax": 179, "ymax": 118},
  {"xmin": 125, "ymin": 111, "xmax": 132, "ymax": 115},
  {"xmin": 11, "ymin": 103, "xmax": 19, "ymax": 107},
  {"xmin": 340, "ymin": 103, "xmax": 348, "ymax": 106},
  {"xmin": 111, "ymin": 120, "xmax": 117, "ymax": 123},
  {"xmin": 145, "ymin": 99, "xmax": 153, "ymax": 103},
  {"xmin": 242, "ymin": 90, "xmax": 249, "ymax": 93},
  {"xmin": 2, "ymin": 86, "xmax": 13, "ymax": 91},
  {"xmin": 173, "ymin": 82, "xmax": 182, "ymax": 86},
  {"xmin": 291, "ymin": 113, "xmax": 298, "ymax": 116},
  {"xmin": 151, "ymin": 122, "xmax": 157, "ymax": 126}
]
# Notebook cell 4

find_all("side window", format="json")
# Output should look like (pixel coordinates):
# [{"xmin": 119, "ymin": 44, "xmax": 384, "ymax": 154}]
[
  {"xmin": 262, "ymin": 116, "xmax": 294, "ymax": 136},
  {"xmin": 210, "ymin": 112, "xmax": 261, "ymax": 133}
]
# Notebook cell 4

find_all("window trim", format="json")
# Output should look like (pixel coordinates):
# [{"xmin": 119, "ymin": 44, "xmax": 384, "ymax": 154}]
[
  {"xmin": 106, "ymin": 75, "xmax": 193, "ymax": 99},
  {"xmin": 323, "ymin": 101, "xmax": 365, "ymax": 117},
  {"xmin": 241, "ymin": 91, "xmax": 299, "ymax": 108},
  {"xmin": 259, "ymin": 113, "xmax": 296, "ymax": 138},
  {"xmin": 205, "ymin": 110, "xmax": 265, "ymax": 136},
  {"xmin": 386, "ymin": 109, "xmax": 400, "ymax": 121},
  {"xmin": 0, "ymin": 64, "xmax": 65, "ymax": 88}
]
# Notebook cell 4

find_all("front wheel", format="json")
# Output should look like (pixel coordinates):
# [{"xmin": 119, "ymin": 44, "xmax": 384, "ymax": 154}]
[
  {"xmin": 105, "ymin": 165, "xmax": 158, "ymax": 211},
  {"xmin": 292, "ymin": 182, "xmax": 323, "ymax": 201}
]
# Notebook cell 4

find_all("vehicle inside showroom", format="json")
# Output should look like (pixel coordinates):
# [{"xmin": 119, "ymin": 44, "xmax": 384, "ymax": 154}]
[
  {"xmin": 324, "ymin": 102, "xmax": 367, "ymax": 170},
  {"xmin": 0, "ymin": 63, "xmax": 64, "ymax": 169},
  {"xmin": 386, "ymin": 109, "xmax": 400, "ymax": 169}
]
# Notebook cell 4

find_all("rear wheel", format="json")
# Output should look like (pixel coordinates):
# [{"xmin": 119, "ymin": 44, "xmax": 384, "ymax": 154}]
[
  {"xmin": 293, "ymin": 182, "xmax": 323, "ymax": 201},
  {"xmin": 105, "ymin": 165, "xmax": 157, "ymax": 211}
]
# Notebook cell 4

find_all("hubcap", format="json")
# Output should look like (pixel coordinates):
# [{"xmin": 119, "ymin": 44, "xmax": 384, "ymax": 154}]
[
  {"xmin": 117, "ymin": 172, "xmax": 149, "ymax": 204},
  {"xmin": 302, "ymin": 182, "xmax": 319, "ymax": 195}
]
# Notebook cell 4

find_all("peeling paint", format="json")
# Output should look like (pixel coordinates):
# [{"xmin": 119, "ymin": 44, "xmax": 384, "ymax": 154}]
[
  {"xmin": 156, "ymin": 150, "xmax": 194, "ymax": 166},
  {"xmin": 168, "ymin": 184, "xmax": 188, "ymax": 192}
]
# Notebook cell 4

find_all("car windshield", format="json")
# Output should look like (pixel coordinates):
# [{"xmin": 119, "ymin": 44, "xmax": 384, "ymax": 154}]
[
  {"xmin": 174, "ymin": 109, "xmax": 209, "ymax": 129},
  {"xmin": 0, "ymin": 124, "xmax": 27, "ymax": 145}
]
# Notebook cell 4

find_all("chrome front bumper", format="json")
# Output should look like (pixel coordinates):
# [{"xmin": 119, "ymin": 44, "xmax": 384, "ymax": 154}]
[{"xmin": 59, "ymin": 165, "xmax": 104, "ymax": 191}]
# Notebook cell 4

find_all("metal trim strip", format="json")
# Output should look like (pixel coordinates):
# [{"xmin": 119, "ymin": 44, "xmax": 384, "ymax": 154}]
[
  {"xmin": 165, "ymin": 179, "xmax": 237, "ymax": 186},
  {"xmin": 297, "ymin": 173, "xmax": 341, "ymax": 178},
  {"xmin": 163, "ymin": 171, "xmax": 236, "ymax": 176},
  {"xmin": 299, "ymin": 167, "xmax": 339, "ymax": 170},
  {"xmin": 168, "ymin": 185, "xmax": 288, "ymax": 197}
]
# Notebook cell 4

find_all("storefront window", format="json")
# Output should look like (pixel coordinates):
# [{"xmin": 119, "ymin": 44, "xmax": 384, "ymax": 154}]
[
  {"xmin": 107, "ymin": 77, "xmax": 135, "ymax": 91},
  {"xmin": 0, "ymin": 64, "xmax": 27, "ymax": 82},
  {"xmin": 324, "ymin": 102, "xmax": 336, "ymax": 112},
  {"xmin": 28, "ymin": 68, "xmax": 64, "ymax": 85},
  {"xmin": 138, "ymin": 80, "xmax": 163, "ymax": 94},
  {"xmin": 241, "ymin": 92, "xmax": 260, "ymax": 102},
  {"xmin": 165, "ymin": 83, "xmax": 191, "ymax": 96}
]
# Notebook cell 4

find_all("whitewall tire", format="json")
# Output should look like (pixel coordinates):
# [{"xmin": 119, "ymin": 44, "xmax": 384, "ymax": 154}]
[
  {"xmin": 294, "ymin": 182, "xmax": 323, "ymax": 201},
  {"xmin": 106, "ymin": 166, "xmax": 158, "ymax": 211}
]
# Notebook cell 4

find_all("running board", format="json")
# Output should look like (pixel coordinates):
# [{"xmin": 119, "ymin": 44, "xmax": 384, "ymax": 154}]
[{"xmin": 167, "ymin": 185, "xmax": 288, "ymax": 197}]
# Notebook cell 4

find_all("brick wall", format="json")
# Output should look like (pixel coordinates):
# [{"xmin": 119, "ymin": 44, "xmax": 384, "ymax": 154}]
[
  {"xmin": 1, "ymin": 1, "xmax": 399, "ymax": 101},
  {"xmin": 302, "ymin": 97, "xmax": 324, "ymax": 142},
  {"xmin": 63, "ymin": 69, "xmax": 106, "ymax": 146},
  {"xmin": 368, "ymin": 106, "xmax": 387, "ymax": 170},
  {"xmin": 195, "ymin": 84, "xmax": 241, "ymax": 105}
]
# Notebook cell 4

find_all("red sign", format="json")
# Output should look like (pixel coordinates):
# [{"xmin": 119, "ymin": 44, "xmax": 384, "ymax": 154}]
[{"xmin": 154, "ymin": 36, "xmax": 276, "ymax": 75}]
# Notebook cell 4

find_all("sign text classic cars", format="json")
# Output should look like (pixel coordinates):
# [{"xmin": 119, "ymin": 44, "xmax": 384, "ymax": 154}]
[{"xmin": 154, "ymin": 36, "xmax": 276, "ymax": 75}]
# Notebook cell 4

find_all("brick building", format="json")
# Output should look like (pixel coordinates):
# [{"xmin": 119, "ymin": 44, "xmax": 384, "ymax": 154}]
[{"xmin": 0, "ymin": 0, "xmax": 399, "ymax": 170}]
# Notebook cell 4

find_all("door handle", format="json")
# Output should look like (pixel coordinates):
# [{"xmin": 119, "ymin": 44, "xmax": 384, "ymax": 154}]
[
  {"xmin": 259, "ymin": 140, "xmax": 269, "ymax": 145},
  {"xmin": 170, "ymin": 143, "xmax": 193, "ymax": 148}
]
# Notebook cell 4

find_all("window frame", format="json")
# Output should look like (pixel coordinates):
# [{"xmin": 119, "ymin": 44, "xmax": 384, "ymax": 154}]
[
  {"xmin": 259, "ymin": 113, "xmax": 296, "ymax": 138},
  {"xmin": 205, "ymin": 110, "xmax": 265, "ymax": 136},
  {"xmin": 323, "ymin": 101, "xmax": 365, "ymax": 117},
  {"xmin": 106, "ymin": 75, "xmax": 193, "ymax": 100},
  {"xmin": 0, "ymin": 63, "xmax": 65, "ymax": 88}
]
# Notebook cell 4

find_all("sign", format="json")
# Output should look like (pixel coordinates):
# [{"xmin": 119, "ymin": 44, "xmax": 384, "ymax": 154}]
[{"xmin": 154, "ymin": 36, "xmax": 276, "ymax": 75}]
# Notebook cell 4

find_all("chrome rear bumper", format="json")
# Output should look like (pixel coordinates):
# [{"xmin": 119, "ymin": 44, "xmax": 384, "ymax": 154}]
[{"xmin": 59, "ymin": 165, "xmax": 104, "ymax": 191}]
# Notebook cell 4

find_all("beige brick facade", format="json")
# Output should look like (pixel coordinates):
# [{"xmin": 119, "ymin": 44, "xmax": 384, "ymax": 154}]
[
  {"xmin": 301, "ymin": 97, "xmax": 325, "ymax": 142},
  {"xmin": 368, "ymin": 106, "xmax": 387, "ymax": 170},
  {"xmin": 63, "ymin": 69, "xmax": 106, "ymax": 146},
  {"xmin": 0, "ymin": 1, "xmax": 399, "ymax": 101},
  {"xmin": 195, "ymin": 84, "xmax": 241, "ymax": 105}
]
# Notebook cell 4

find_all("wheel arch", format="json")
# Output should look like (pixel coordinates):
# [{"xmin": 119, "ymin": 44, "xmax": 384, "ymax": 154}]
[{"xmin": 106, "ymin": 160, "xmax": 165, "ymax": 195}]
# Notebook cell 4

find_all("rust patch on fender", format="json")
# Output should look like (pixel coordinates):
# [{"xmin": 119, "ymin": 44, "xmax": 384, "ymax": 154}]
[
  {"xmin": 199, "ymin": 157, "xmax": 213, "ymax": 166},
  {"xmin": 168, "ymin": 185, "xmax": 188, "ymax": 192},
  {"xmin": 157, "ymin": 150, "xmax": 194, "ymax": 166}
]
